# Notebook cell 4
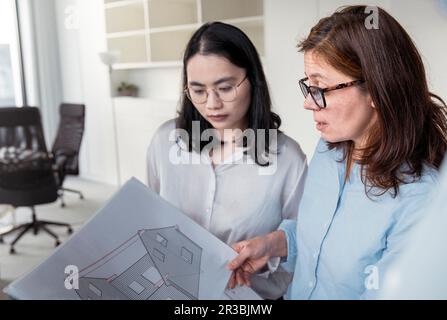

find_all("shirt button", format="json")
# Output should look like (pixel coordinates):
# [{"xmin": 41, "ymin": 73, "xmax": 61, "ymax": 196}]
[
  {"xmin": 308, "ymin": 281, "xmax": 314, "ymax": 288},
  {"xmin": 313, "ymin": 252, "xmax": 318, "ymax": 259}
]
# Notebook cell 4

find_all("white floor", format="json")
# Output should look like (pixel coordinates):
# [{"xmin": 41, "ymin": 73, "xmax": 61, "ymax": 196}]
[{"xmin": 0, "ymin": 177, "xmax": 117, "ymax": 298}]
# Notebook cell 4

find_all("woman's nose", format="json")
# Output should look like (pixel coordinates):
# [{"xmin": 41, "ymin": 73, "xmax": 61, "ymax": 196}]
[
  {"xmin": 206, "ymin": 90, "xmax": 223, "ymax": 109},
  {"xmin": 303, "ymin": 94, "xmax": 320, "ymax": 111}
]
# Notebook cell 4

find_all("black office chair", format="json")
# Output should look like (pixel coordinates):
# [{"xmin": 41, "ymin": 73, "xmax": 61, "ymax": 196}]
[
  {"xmin": 0, "ymin": 107, "xmax": 72, "ymax": 254},
  {"xmin": 51, "ymin": 103, "xmax": 86, "ymax": 207}
]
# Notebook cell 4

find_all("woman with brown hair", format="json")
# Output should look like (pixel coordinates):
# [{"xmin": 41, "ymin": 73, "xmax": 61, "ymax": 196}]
[{"xmin": 227, "ymin": 5, "xmax": 447, "ymax": 299}]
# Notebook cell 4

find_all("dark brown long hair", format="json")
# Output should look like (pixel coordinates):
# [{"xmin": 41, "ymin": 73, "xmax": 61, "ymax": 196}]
[{"xmin": 299, "ymin": 5, "xmax": 447, "ymax": 197}]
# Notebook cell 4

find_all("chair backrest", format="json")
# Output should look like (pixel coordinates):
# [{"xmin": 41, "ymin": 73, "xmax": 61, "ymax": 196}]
[
  {"xmin": 51, "ymin": 103, "xmax": 85, "ymax": 175},
  {"xmin": 0, "ymin": 107, "xmax": 58, "ymax": 207}
]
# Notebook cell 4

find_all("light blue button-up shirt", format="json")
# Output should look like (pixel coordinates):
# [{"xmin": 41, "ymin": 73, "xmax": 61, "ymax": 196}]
[{"xmin": 279, "ymin": 139, "xmax": 438, "ymax": 299}]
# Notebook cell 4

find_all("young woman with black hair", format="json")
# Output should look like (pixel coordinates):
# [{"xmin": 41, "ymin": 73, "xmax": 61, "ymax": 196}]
[{"xmin": 146, "ymin": 22, "xmax": 307, "ymax": 299}]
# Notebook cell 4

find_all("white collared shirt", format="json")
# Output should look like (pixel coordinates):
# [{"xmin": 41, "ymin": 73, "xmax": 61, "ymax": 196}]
[{"xmin": 146, "ymin": 119, "xmax": 307, "ymax": 299}]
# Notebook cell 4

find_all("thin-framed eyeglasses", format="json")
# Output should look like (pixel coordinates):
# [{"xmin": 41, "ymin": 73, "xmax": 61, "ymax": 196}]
[
  {"xmin": 185, "ymin": 75, "xmax": 248, "ymax": 104},
  {"xmin": 299, "ymin": 77, "xmax": 365, "ymax": 109}
]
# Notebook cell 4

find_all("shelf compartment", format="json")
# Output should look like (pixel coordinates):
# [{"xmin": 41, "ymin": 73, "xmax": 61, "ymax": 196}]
[
  {"xmin": 105, "ymin": 1, "xmax": 146, "ymax": 33},
  {"xmin": 107, "ymin": 34, "xmax": 148, "ymax": 63},
  {"xmin": 147, "ymin": 0, "xmax": 198, "ymax": 28},
  {"xmin": 149, "ymin": 28, "xmax": 195, "ymax": 62},
  {"xmin": 201, "ymin": 0, "xmax": 263, "ymax": 22}
]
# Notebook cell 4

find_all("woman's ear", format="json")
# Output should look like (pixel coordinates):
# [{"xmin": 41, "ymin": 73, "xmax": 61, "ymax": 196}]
[{"xmin": 367, "ymin": 94, "xmax": 375, "ymax": 109}]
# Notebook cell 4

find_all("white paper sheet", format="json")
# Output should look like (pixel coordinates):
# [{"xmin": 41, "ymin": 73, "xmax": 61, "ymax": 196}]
[{"xmin": 4, "ymin": 178, "xmax": 261, "ymax": 300}]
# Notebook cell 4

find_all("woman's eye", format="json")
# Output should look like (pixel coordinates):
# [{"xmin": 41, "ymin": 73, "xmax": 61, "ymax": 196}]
[
  {"xmin": 218, "ymin": 86, "xmax": 233, "ymax": 93},
  {"xmin": 193, "ymin": 89, "xmax": 206, "ymax": 95}
]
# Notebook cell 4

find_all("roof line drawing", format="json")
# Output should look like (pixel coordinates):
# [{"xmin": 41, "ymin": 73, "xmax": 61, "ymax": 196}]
[
  {"xmin": 78, "ymin": 233, "xmax": 140, "ymax": 276},
  {"xmin": 74, "ymin": 225, "xmax": 203, "ymax": 300}
]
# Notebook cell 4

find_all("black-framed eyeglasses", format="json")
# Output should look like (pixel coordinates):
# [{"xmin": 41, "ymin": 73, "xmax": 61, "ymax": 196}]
[
  {"xmin": 299, "ymin": 77, "xmax": 365, "ymax": 109},
  {"xmin": 184, "ymin": 75, "xmax": 247, "ymax": 104}
]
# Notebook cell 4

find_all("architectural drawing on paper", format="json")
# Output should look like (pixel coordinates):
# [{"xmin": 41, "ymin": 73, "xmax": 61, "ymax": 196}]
[{"xmin": 74, "ymin": 226, "xmax": 202, "ymax": 300}]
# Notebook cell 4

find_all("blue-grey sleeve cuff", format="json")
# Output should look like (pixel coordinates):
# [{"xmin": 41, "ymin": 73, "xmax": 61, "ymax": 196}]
[{"xmin": 278, "ymin": 219, "xmax": 298, "ymax": 273}]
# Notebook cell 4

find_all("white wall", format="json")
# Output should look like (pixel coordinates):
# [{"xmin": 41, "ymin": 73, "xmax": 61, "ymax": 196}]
[
  {"xmin": 264, "ymin": 0, "xmax": 320, "ymax": 157},
  {"xmin": 54, "ymin": 0, "xmax": 84, "ymax": 103},
  {"xmin": 54, "ymin": 0, "xmax": 447, "ymax": 184},
  {"xmin": 390, "ymin": 0, "xmax": 447, "ymax": 97},
  {"xmin": 76, "ymin": 0, "xmax": 119, "ymax": 185}
]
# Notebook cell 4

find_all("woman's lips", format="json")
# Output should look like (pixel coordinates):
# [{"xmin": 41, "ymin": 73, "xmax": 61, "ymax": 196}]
[
  {"xmin": 316, "ymin": 121, "xmax": 328, "ymax": 131},
  {"xmin": 208, "ymin": 114, "xmax": 229, "ymax": 122}
]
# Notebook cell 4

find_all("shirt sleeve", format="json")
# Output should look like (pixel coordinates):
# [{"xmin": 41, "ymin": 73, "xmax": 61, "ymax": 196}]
[
  {"xmin": 259, "ymin": 219, "xmax": 297, "ymax": 278},
  {"xmin": 360, "ymin": 191, "xmax": 434, "ymax": 300},
  {"xmin": 277, "ymin": 219, "xmax": 298, "ymax": 273}
]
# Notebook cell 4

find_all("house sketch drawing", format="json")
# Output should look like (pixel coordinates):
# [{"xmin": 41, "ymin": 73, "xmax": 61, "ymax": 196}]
[
  {"xmin": 75, "ymin": 225, "xmax": 202, "ymax": 300},
  {"xmin": 5, "ymin": 179, "xmax": 261, "ymax": 300}
]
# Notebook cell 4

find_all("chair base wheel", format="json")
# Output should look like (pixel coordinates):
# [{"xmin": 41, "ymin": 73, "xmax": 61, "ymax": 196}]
[
  {"xmin": 0, "ymin": 237, "xmax": 4, "ymax": 244},
  {"xmin": 68, "ymin": 227, "xmax": 73, "ymax": 234},
  {"xmin": 10, "ymin": 247, "xmax": 16, "ymax": 254},
  {"xmin": 80, "ymin": 195, "xmax": 84, "ymax": 200},
  {"xmin": 55, "ymin": 240, "xmax": 61, "ymax": 247}
]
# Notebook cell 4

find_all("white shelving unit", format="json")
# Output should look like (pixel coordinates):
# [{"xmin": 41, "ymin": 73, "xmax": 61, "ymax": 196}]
[{"xmin": 104, "ymin": 0, "xmax": 264, "ymax": 69}]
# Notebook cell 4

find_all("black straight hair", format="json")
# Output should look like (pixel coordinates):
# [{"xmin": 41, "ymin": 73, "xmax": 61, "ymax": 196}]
[{"xmin": 176, "ymin": 22, "xmax": 281, "ymax": 166}]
